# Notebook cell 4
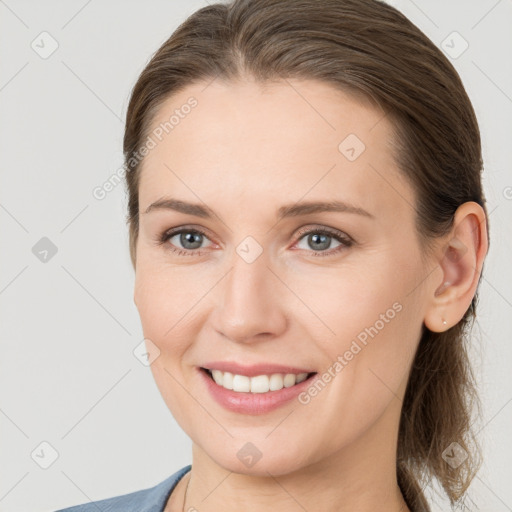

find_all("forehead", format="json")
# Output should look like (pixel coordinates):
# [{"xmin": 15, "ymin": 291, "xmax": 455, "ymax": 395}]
[{"xmin": 138, "ymin": 78, "xmax": 413, "ymax": 223}]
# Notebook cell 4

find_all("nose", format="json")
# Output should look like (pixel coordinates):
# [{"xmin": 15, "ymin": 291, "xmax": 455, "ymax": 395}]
[{"xmin": 211, "ymin": 250, "xmax": 288, "ymax": 344}]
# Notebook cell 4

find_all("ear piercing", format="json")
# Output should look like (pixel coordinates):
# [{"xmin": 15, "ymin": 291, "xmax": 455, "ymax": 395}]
[{"xmin": 442, "ymin": 318, "xmax": 447, "ymax": 326}]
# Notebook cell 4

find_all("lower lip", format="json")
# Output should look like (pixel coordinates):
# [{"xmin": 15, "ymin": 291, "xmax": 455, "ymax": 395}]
[{"xmin": 198, "ymin": 367, "xmax": 318, "ymax": 415}]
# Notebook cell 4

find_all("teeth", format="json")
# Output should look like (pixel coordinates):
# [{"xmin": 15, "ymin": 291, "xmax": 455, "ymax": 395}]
[{"xmin": 209, "ymin": 369, "xmax": 310, "ymax": 393}]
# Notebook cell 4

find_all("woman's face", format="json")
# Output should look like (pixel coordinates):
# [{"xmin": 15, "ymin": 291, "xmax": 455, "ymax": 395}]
[{"xmin": 134, "ymin": 78, "xmax": 434, "ymax": 476}]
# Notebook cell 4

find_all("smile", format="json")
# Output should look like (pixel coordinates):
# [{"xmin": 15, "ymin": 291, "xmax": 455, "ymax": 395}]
[{"xmin": 203, "ymin": 367, "xmax": 315, "ymax": 393}]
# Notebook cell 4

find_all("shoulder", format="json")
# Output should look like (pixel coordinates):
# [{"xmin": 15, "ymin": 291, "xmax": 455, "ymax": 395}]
[{"xmin": 54, "ymin": 465, "xmax": 191, "ymax": 512}]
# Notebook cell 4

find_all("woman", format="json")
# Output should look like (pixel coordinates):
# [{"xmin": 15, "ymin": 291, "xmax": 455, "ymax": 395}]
[{"xmin": 56, "ymin": 0, "xmax": 489, "ymax": 510}]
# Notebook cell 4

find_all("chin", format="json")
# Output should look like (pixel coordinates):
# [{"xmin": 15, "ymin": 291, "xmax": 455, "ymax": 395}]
[{"xmin": 202, "ymin": 438, "xmax": 315, "ymax": 478}]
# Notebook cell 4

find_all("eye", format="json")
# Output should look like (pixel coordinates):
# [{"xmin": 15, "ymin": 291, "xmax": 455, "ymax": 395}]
[
  {"xmin": 293, "ymin": 226, "xmax": 353, "ymax": 257},
  {"xmin": 157, "ymin": 227, "xmax": 214, "ymax": 256}
]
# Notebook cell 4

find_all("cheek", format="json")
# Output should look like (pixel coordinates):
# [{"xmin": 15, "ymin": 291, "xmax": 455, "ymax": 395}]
[
  {"xmin": 134, "ymin": 256, "xmax": 209, "ymax": 331},
  {"xmin": 134, "ymin": 265, "xmax": 202, "ymax": 424},
  {"xmin": 307, "ymin": 254, "xmax": 423, "ymax": 386},
  {"xmin": 133, "ymin": 265, "xmax": 195, "ymax": 376},
  {"xmin": 289, "ymin": 258, "xmax": 403, "ymax": 340}
]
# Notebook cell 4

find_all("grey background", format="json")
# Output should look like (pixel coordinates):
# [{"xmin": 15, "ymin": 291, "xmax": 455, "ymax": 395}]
[{"xmin": 0, "ymin": 1, "xmax": 511, "ymax": 511}]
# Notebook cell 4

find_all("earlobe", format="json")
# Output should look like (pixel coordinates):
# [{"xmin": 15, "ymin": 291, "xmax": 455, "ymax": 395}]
[{"xmin": 424, "ymin": 201, "xmax": 488, "ymax": 333}]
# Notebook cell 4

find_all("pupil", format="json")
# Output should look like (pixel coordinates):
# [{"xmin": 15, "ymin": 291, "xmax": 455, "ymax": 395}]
[{"xmin": 309, "ymin": 233, "xmax": 331, "ymax": 251}]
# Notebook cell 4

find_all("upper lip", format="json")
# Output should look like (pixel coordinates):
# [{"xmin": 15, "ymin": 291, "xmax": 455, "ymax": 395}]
[{"xmin": 200, "ymin": 361, "xmax": 316, "ymax": 377}]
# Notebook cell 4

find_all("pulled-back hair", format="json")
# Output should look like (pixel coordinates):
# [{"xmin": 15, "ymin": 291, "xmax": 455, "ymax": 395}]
[{"xmin": 123, "ymin": 1, "xmax": 490, "ymax": 509}]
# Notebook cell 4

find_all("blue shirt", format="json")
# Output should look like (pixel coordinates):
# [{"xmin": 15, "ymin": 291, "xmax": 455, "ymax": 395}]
[{"xmin": 55, "ymin": 465, "xmax": 192, "ymax": 512}]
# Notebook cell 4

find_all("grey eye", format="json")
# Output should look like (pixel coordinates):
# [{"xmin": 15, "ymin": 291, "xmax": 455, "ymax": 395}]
[
  {"xmin": 168, "ymin": 230, "xmax": 212, "ymax": 250},
  {"xmin": 297, "ymin": 232, "xmax": 342, "ymax": 252}
]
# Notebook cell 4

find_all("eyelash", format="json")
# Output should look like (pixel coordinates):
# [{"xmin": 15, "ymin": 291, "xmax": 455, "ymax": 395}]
[{"xmin": 155, "ymin": 225, "xmax": 354, "ymax": 258}]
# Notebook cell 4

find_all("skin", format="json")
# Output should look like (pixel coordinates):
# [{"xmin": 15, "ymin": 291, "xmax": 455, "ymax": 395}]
[{"xmin": 132, "ymin": 78, "xmax": 488, "ymax": 512}]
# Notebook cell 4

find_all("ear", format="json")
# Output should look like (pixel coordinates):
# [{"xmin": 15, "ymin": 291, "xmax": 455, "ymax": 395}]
[{"xmin": 423, "ymin": 201, "xmax": 489, "ymax": 333}]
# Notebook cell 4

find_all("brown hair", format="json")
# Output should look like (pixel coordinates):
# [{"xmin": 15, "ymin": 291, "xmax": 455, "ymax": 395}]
[{"xmin": 123, "ymin": 0, "xmax": 489, "ymax": 509}]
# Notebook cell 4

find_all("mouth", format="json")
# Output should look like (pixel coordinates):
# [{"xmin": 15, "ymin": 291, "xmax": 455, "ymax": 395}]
[{"xmin": 200, "ymin": 367, "xmax": 318, "ymax": 394}]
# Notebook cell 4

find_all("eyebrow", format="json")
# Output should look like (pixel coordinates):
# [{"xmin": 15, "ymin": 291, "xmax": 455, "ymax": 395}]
[{"xmin": 143, "ymin": 197, "xmax": 374, "ymax": 220}]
